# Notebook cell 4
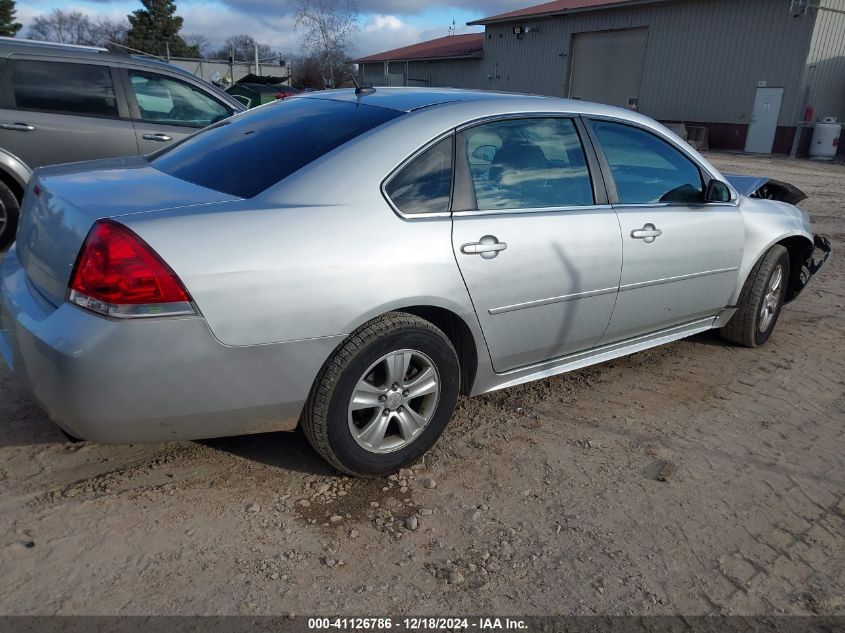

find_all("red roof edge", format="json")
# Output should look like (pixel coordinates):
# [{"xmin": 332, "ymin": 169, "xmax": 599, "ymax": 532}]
[
  {"xmin": 355, "ymin": 33, "xmax": 484, "ymax": 64},
  {"xmin": 467, "ymin": 0, "xmax": 662, "ymax": 25}
]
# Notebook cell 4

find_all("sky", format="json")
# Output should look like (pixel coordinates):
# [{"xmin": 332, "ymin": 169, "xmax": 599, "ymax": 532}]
[{"xmin": 16, "ymin": 0, "xmax": 531, "ymax": 58}]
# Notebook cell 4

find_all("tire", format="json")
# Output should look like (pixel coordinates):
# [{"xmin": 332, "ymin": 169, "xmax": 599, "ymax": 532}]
[
  {"xmin": 302, "ymin": 312, "xmax": 460, "ymax": 477},
  {"xmin": 0, "ymin": 180, "xmax": 20, "ymax": 252},
  {"xmin": 720, "ymin": 245, "xmax": 790, "ymax": 347}
]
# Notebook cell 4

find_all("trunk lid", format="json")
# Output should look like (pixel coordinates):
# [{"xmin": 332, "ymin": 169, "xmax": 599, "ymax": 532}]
[{"xmin": 16, "ymin": 156, "xmax": 238, "ymax": 306}]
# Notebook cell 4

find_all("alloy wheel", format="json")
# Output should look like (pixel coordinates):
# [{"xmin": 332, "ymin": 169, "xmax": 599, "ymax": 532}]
[
  {"xmin": 759, "ymin": 264, "xmax": 783, "ymax": 332},
  {"xmin": 347, "ymin": 349, "xmax": 441, "ymax": 454}
]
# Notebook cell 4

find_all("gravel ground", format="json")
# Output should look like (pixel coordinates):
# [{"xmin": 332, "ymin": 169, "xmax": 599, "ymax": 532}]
[{"xmin": 0, "ymin": 153, "xmax": 843, "ymax": 616}]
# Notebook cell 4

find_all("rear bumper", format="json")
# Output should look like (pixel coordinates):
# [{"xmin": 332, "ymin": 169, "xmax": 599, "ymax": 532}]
[
  {"xmin": 786, "ymin": 234, "xmax": 831, "ymax": 303},
  {"xmin": 0, "ymin": 247, "xmax": 341, "ymax": 443}
]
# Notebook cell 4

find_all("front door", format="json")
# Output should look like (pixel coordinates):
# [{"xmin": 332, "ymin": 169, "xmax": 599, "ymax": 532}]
[
  {"xmin": 587, "ymin": 119, "xmax": 744, "ymax": 344},
  {"xmin": 451, "ymin": 117, "xmax": 622, "ymax": 372},
  {"xmin": 122, "ymin": 68, "xmax": 233, "ymax": 154},
  {"xmin": 745, "ymin": 87, "xmax": 783, "ymax": 154}
]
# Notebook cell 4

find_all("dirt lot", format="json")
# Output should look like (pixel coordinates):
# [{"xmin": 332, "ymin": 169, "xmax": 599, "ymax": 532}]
[{"xmin": 0, "ymin": 153, "xmax": 843, "ymax": 616}]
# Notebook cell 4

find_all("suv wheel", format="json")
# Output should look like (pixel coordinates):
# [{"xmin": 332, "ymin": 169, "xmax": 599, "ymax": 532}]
[
  {"xmin": 0, "ymin": 180, "xmax": 20, "ymax": 251},
  {"xmin": 302, "ymin": 312, "xmax": 460, "ymax": 477}
]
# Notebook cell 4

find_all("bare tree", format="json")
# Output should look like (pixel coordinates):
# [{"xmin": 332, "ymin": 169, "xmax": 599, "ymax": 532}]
[
  {"xmin": 96, "ymin": 18, "xmax": 129, "ymax": 46},
  {"xmin": 28, "ymin": 9, "xmax": 128, "ymax": 46},
  {"xmin": 295, "ymin": 0, "xmax": 358, "ymax": 89},
  {"xmin": 184, "ymin": 32, "xmax": 212, "ymax": 57},
  {"xmin": 213, "ymin": 34, "xmax": 275, "ymax": 62}
]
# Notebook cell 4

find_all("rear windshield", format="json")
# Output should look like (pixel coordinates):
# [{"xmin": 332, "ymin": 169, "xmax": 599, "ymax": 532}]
[{"xmin": 151, "ymin": 97, "xmax": 402, "ymax": 198}]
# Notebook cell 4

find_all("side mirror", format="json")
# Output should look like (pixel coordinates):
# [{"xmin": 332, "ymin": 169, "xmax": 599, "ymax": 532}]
[{"xmin": 705, "ymin": 179, "xmax": 732, "ymax": 203}]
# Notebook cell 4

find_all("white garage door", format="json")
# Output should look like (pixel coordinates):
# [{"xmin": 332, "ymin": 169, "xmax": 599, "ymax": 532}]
[{"xmin": 568, "ymin": 27, "xmax": 649, "ymax": 109}]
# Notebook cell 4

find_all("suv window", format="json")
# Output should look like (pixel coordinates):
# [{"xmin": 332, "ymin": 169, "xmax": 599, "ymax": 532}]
[
  {"xmin": 152, "ymin": 97, "xmax": 402, "ymax": 198},
  {"xmin": 9, "ymin": 60, "xmax": 118, "ymax": 117},
  {"xmin": 591, "ymin": 121, "xmax": 704, "ymax": 204},
  {"xmin": 385, "ymin": 137, "xmax": 453, "ymax": 215},
  {"xmin": 128, "ymin": 70, "xmax": 229, "ymax": 127},
  {"xmin": 463, "ymin": 118, "xmax": 594, "ymax": 210}
]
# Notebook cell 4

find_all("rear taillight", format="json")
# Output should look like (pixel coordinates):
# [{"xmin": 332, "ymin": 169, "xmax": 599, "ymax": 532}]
[{"xmin": 68, "ymin": 219, "xmax": 195, "ymax": 318}]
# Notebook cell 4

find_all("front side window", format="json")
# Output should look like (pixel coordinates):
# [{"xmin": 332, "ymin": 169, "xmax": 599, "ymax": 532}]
[
  {"xmin": 152, "ymin": 97, "xmax": 402, "ymax": 198},
  {"xmin": 10, "ymin": 60, "xmax": 118, "ymax": 117},
  {"xmin": 591, "ymin": 120, "xmax": 704, "ymax": 204},
  {"xmin": 463, "ymin": 118, "xmax": 594, "ymax": 210},
  {"xmin": 385, "ymin": 137, "xmax": 453, "ymax": 215},
  {"xmin": 129, "ymin": 70, "xmax": 230, "ymax": 127}
]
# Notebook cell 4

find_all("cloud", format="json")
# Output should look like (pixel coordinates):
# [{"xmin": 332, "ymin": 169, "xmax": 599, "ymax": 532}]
[
  {"xmin": 365, "ymin": 14, "xmax": 405, "ymax": 30},
  {"xmin": 215, "ymin": 0, "xmax": 525, "ymax": 19},
  {"xmin": 16, "ymin": 0, "xmax": 521, "ymax": 58},
  {"xmin": 356, "ymin": 14, "xmax": 421, "ymax": 55},
  {"xmin": 179, "ymin": 2, "xmax": 301, "ymax": 53}
]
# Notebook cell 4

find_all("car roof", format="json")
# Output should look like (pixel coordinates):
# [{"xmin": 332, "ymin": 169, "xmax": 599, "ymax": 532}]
[
  {"xmin": 299, "ymin": 87, "xmax": 537, "ymax": 112},
  {"xmin": 299, "ymin": 86, "xmax": 651, "ymax": 123},
  {"xmin": 0, "ymin": 37, "xmax": 198, "ymax": 78}
]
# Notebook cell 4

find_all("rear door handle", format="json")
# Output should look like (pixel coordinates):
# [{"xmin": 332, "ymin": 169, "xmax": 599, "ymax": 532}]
[
  {"xmin": 631, "ymin": 223, "xmax": 662, "ymax": 244},
  {"xmin": 461, "ymin": 235, "xmax": 507, "ymax": 259},
  {"xmin": 0, "ymin": 123, "xmax": 35, "ymax": 131},
  {"xmin": 142, "ymin": 133, "xmax": 172, "ymax": 142}
]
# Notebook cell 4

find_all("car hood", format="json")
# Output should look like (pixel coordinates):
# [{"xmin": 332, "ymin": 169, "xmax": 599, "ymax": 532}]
[{"xmin": 724, "ymin": 174, "xmax": 807, "ymax": 205}]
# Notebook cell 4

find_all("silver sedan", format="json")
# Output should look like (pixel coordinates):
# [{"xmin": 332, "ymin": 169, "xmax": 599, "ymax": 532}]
[{"xmin": 0, "ymin": 88, "xmax": 830, "ymax": 476}]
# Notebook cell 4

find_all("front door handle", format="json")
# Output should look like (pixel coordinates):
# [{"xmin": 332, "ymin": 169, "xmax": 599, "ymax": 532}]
[
  {"xmin": 142, "ymin": 133, "xmax": 172, "ymax": 142},
  {"xmin": 461, "ymin": 235, "xmax": 507, "ymax": 259},
  {"xmin": 0, "ymin": 123, "xmax": 35, "ymax": 131},
  {"xmin": 631, "ymin": 223, "xmax": 662, "ymax": 244}
]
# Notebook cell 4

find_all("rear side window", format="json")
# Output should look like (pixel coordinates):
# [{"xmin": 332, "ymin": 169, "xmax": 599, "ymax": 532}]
[
  {"xmin": 462, "ymin": 118, "xmax": 594, "ymax": 210},
  {"xmin": 385, "ymin": 137, "xmax": 453, "ymax": 215},
  {"xmin": 152, "ymin": 98, "xmax": 402, "ymax": 198},
  {"xmin": 591, "ymin": 121, "xmax": 704, "ymax": 204},
  {"xmin": 9, "ymin": 60, "xmax": 118, "ymax": 117}
]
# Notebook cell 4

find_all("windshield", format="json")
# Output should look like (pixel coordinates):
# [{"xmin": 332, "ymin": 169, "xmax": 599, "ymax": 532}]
[{"xmin": 151, "ymin": 97, "xmax": 403, "ymax": 198}]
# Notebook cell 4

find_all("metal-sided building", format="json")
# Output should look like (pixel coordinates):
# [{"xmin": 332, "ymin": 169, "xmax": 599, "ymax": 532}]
[
  {"xmin": 356, "ymin": 0, "xmax": 845, "ymax": 155},
  {"xmin": 357, "ymin": 33, "xmax": 486, "ymax": 89}
]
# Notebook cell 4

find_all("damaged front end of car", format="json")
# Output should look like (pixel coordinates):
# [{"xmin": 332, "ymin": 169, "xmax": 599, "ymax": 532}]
[
  {"xmin": 785, "ymin": 234, "xmax": 832, "ymax": 303},
  {"xmin": 726, "ymin": 174, "xmax": 831, "ymax": 302},
  {"xmin": 725, "ymin": 174, "xmax": 809, "ymax": 205}
]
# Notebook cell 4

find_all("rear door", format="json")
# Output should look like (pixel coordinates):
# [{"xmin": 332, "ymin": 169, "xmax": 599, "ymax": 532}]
[
  {"xmin": 450, "ymin": 116, "xmax": 622, "ymax": 372},
  {"xmin": 120, "ymin": 68, "xmax": 235, "ymax": 154},
  {"xmin": 586, "ymin": 118, "xmax": 744, "ymax": 344},
  {"xmin": 0, "ymin": 57, "xmax": 137, "ymax": 169}
]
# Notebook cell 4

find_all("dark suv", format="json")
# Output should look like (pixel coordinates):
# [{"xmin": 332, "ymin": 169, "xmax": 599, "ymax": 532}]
[{"xmin": 0, "ymin": 37, "xmax": 245, "ymax": 249}]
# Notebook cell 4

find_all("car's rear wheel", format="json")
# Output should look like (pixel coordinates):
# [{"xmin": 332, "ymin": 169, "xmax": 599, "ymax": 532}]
[
  {"xmin": 720, "ymin": 245, "xmax": 790, "ymax": 347},
  {"xmin": 0, "ymin": 180, "xmax": 21, "ymax": 251},
  {"xmin": 302, "ymin": 312, "xmax": 460, "ymax": 477}
]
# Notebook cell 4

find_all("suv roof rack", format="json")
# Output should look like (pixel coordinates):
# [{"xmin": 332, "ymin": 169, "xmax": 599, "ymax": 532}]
[{"xmin": 0, "ymin": 37, "xmax": 109, "ymax": 53}]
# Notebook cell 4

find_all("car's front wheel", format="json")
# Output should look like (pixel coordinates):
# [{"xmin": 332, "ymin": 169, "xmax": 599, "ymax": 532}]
[
  {"xmin": 302, "ymin": 312, "xmax": 460, "ymax": 477},
  {"xmin": 0, "ymin": 180, "xmax": 21, "ymax": 251},
  {"xmin": 720, "ymin": 245, "xmax": 790, "ymax": 347}
]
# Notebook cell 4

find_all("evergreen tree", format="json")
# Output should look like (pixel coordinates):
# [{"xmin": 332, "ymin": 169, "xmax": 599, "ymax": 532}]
[
  {"xmin": 125, "ymin": 0, "xmax": 197, "ymax": 58},
  {"xmin": 0, "ymin": 0, "xmax": 22, "ymax": 37}
]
